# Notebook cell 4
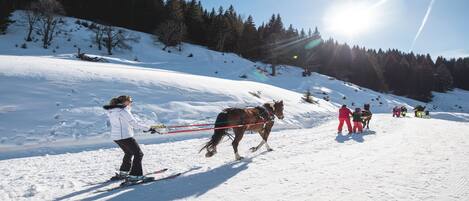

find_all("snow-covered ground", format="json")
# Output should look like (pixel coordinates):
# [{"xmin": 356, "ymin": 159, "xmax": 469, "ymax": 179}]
[
  {"xmin": 1, "ymin": 11, "xmax": 469, "ymax": 201},
  {"xmin": 1, "ymin": 115, "xmax": 468, "ymax": 201}
]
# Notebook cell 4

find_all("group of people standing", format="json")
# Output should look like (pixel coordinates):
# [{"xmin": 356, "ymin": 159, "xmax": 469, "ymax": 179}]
[
  {"xmin": 337, "ymin": 104, "xmax": 372, "ymax": 134},
  {"xmin": 413, "ymin": 105, "xmax": 430, "ymax": 118},
  {"xmin": 337, "ymin": 103, "xmax": 431, "ymax": 136},
  {"xmin": 393, "ymin": 105, "xmax": 429, "ymax": 118}
]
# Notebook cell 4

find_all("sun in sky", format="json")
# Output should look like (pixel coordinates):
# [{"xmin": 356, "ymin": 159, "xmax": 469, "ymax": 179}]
[{"xmin": 323, "ymin": 1, "xmax": 384, "ymax": 38}]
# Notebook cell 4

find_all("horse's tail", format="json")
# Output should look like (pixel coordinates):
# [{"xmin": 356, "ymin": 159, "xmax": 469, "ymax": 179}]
[{"xmin": 199, "ymin": 111, "xmax": 229, "ymax": 157}]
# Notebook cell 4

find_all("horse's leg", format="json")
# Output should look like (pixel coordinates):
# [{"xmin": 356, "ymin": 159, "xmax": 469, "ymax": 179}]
[
  {"xmin": 250, "ymin": 131, "xmax": 266, "ymax": 152},
  {"xmin": 263, "ymin": 134, "xmax": 273, "ymax": 152},
  {"xmin": 261, "ymin": 123, "xmax": 274, "ymax": 152},
  {"xmin": 232, "ymin": 127, "xmax": 246, "ymax": 160},
  {"xmin": 263, "ymin": 122, "xmax": 274, "ymax": 151},
  {"xmin": 264, "ymin": 141, "xmax": 273, "ymax": 151}
]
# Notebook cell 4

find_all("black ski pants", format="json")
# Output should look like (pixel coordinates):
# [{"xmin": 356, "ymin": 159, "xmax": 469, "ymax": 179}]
[{"xmin": 114, "ymin": 137, "xmax": 144, "ymax": 176}]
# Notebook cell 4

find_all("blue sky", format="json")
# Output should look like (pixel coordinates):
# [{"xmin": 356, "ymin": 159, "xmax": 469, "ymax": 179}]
[{"xmin": 199, "ymin": 0, "xmax": 469, "ymax": 59}]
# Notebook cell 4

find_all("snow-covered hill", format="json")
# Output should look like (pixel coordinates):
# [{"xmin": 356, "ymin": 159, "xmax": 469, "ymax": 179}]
[
  {"xmin": 0, "ymin": 55, "xmax": 336, "ymax": 150},
  {"xmin": 1, "ymin": 11, "xmax": 469, "ymax": 201},
  {"xmin": 1, "ymin": 11, "xmax": 469, "ymax": 153}
]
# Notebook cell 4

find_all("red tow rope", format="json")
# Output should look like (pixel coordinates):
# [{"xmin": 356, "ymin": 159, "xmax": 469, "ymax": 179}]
[
  {"xmin": 165, "ymin": 123, "xmax": 214, "ymax": 129},
  {"xmin": 157, "ymin": 121, "xmax": 270, "ymax": 135}
]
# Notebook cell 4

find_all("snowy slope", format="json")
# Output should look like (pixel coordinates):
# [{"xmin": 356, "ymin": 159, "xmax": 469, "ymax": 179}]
[
  {"xmin": 3, "ymin": 11, "xmax": 466, "ymax": 113},
  {"xmin": 1, "ymin": 115, "xmax": 468, "ymax": 201},
  {"xmin": 0, "ymin": 55, "xmax": 336, "ymax": 151},
  {"xmin": 1, "ymin": 10, "xmax": 469, "ymax": 201},
  {"xmin": 1, "ymin": 11, "xmax": 469, "ymax": 152}
]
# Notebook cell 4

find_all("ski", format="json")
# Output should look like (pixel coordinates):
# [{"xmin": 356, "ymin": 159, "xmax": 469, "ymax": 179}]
[
  {"xmin": 94, "ymin": 172, "xmax": 181, "ymax": 193},
  {"xmin": 86, "ymin": 168, "xmax": 168, "ymax": 186}
]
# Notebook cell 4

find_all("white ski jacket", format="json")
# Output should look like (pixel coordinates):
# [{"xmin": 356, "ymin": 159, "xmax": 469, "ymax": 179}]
[{"xmin": 106, "ymin": 107, "xmax": 150, "ymax": 140}]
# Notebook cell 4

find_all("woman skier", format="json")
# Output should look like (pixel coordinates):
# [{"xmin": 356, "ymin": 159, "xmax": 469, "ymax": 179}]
[
  {"xmin": 338, "ymin": 105, "xmax": 353, "ymax": 134},
  {"xmin": 352, "ymin": 108, "xmax": 363, "ymax": 133},
  {"xmin": 103, "ymin": 95, "xmax": 158, "ymax": 182}
]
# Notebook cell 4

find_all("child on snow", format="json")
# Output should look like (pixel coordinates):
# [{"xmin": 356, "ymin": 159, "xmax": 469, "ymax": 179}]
[{"xmin": 352, "ymin": 108, "xmax": 363, "ymax": 133}]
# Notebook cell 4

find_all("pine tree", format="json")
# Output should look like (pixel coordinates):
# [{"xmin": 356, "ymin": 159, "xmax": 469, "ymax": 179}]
[
  {"xmin": 165, "ymin": 0, "xmax": 184, "ymax": 22},
  {"xmin": 222, "ymin": 5, "xmax": 243, "ymax": 52},
  {"xmin": 184, "ymin": 0, "xmax": 205, "ymax": 44},
  {"xmin": 300, "ymin": 28, "xmax": 306, "ymax": 38},
  {"xmin": 206, "ymin": 6, "xmax": 232, "ymax": 52},
  {"xmin": 433, "ymin": 63, "xmax": 454, "ymax": 92},
  {"xmin": 132, "ymin": 0, "xmax": 165, "ymax": 32},
  {"xmin": 0, "ymin": 0, "xmax": 15, "ymax": 34},
  {"xmin": 285, "ymin": 24, "xmax": 296, "ymax": 39},
  {"xmin": 239, "ymin": 16, "xmax": 260, "ymax": 59},
  {"xmin": 383, "ymin": 53, "xmax": 402, "ymax": 94},
  {"xmin": 326, "ymin": 43, "xmax": 352, "ymax": 80}
]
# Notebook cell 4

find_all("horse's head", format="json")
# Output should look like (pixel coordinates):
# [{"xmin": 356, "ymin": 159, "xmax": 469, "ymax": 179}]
[{"xmin": 273, "ymin": 100, "xmax": 284, "ymax": 120}]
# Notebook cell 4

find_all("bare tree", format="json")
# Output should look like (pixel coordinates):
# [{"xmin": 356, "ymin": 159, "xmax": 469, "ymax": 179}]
[
  {"xmin": 22, "ymin": 6, "xmax": 40, "ymax": 42},
  {"xmin": 102, "ymin": 25, "xmax": 139, "ymax": 55},
  {"xmin": 89, "ymin": 23, "xmax": 104, "ymax": 50},
  {"xmin": 32, "ymin": 0, "xmax": 65, "ymax": 48},
  {"xmin": 155, "ymin": 20, "xmax": 186, "ymax": 50}
]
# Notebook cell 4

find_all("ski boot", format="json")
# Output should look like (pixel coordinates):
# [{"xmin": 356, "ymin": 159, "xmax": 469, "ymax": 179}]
[{"xmin": 110, "ymin": 171, "xmax": 129, "ymax": 181}]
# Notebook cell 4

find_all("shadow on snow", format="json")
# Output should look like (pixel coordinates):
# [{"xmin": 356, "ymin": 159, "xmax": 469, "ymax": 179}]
[
  {"xmin": 57, "ymin": 155, "xmax": 265, "ymax": 201},
  {"xmin": 335, "ymin": 130, "xmax": 376, "ymax": 143}
]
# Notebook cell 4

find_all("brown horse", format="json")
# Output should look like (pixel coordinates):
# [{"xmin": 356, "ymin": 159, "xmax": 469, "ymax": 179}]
[{"xmin": 200, "ymin": 101, "xmax": 285, "ymax": 160}]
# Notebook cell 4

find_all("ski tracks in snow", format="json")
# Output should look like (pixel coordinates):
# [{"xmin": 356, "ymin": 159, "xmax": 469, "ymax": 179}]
[{"xmin": 0, "ymin": 115, "xmax": 468, "ymax": 200}]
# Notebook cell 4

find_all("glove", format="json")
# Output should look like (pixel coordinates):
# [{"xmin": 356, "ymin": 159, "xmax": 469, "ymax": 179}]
[
  {"xmin": 151, "ymin": 124, "xmax": 166, "ymax": 129},
  {"xmin": 147, "ymin": 128, "xmax": 159, "ymax": 134}
]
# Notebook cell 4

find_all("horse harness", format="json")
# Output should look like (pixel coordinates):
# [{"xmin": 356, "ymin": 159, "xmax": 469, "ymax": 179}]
[
  {"xmin": 254, "ymin": 105, "xmax": 275, "ymax": 133},
  {"xmin": 255, "ymin": 105, "xmax": 275, "ymax": 122},
  {"xmin": 221, "ymin": 104, "xmax": 276, "ymax": 141}
]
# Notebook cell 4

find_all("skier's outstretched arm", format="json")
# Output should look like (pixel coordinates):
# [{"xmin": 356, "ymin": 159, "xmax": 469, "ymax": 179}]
[{"xmin": 121, "ymin": 110, "xmax": 150, "ymax": 131}]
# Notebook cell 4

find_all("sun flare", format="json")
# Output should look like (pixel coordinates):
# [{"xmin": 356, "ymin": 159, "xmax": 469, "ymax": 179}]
[{"xmin": 324, "ymin": 2, "xmax": 378, "ymax": 37}]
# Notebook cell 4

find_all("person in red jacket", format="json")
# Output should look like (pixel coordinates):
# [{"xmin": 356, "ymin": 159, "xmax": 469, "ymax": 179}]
[{"xmin": 338, "ymin": 105, "xmax": 352, "ymax": 134}]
